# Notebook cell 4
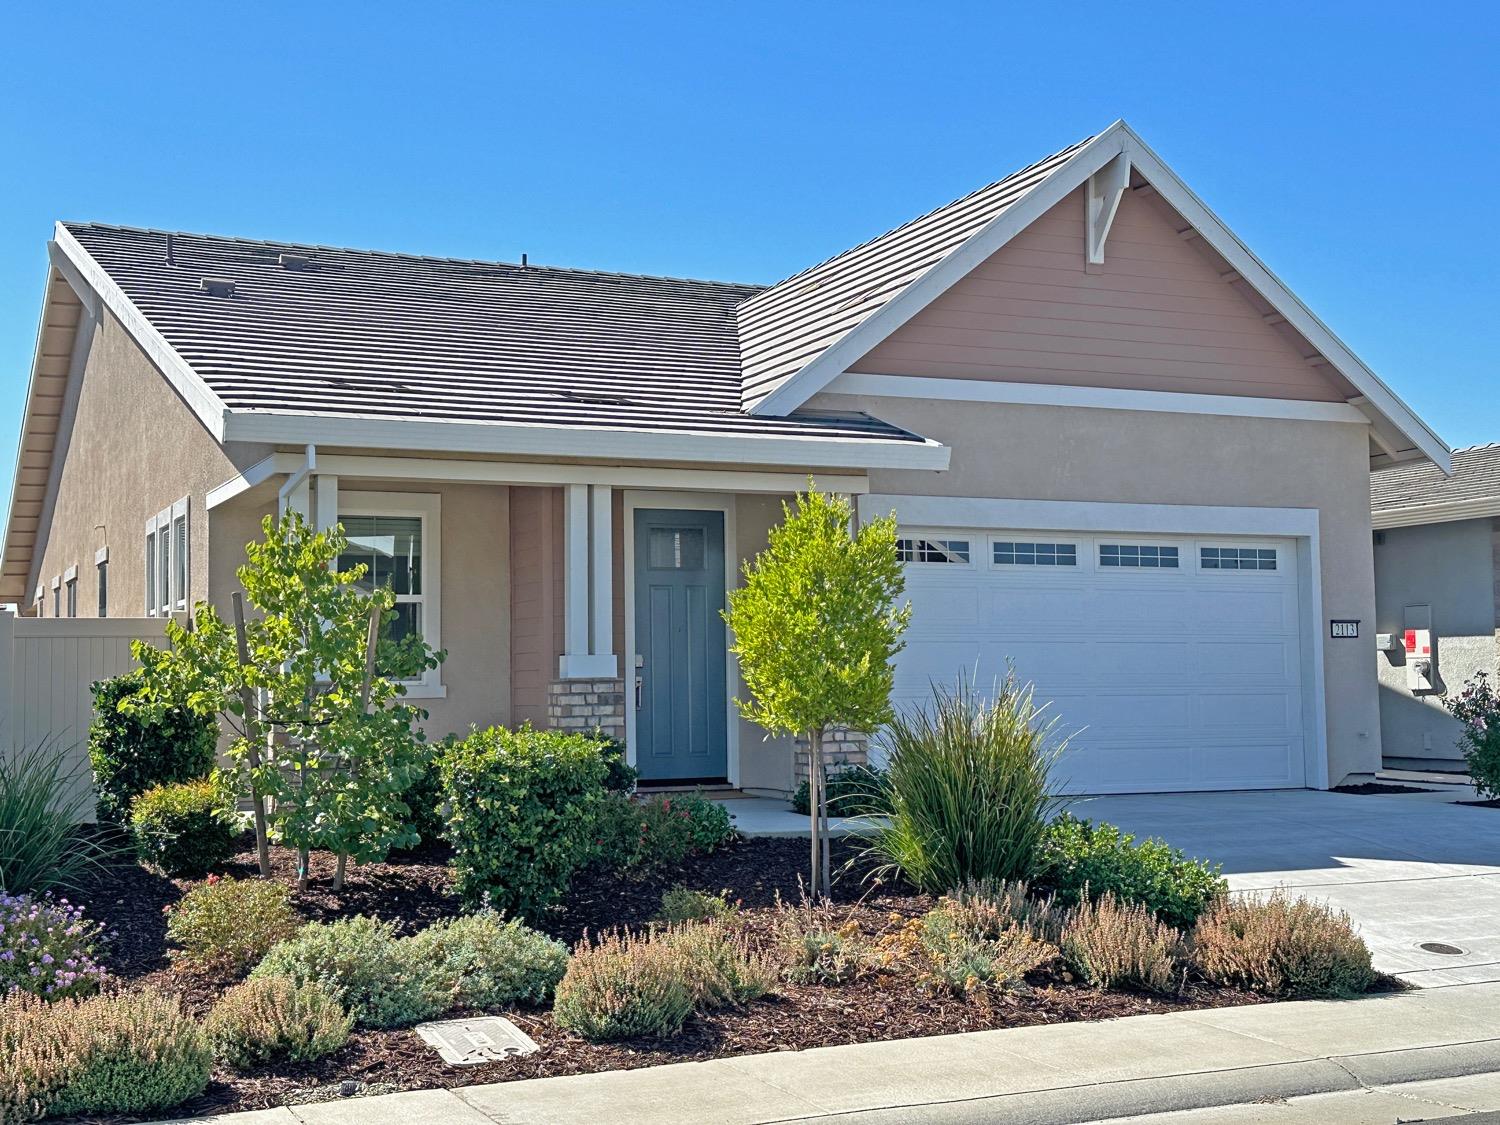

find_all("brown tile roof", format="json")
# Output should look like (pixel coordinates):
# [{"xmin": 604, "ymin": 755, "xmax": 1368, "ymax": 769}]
[{"xmin": 1371, "ymin": 442, "xmax": 1500, "ymax": 514}]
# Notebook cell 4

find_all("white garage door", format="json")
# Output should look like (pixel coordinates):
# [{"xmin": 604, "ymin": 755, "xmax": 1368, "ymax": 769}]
[{"xmin": 891, "ymin": 529, "xmax": 1308, "ymax": 794}]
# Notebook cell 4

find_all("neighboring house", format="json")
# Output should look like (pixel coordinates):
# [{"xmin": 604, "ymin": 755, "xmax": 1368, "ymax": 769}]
[
  {"xmin": 1370, "ymin": 444, "xmax": 1500, "ymax": 774},
  {"xmin": 0, "ymin": 120, "xmax": 1450, "ymax": 796}
]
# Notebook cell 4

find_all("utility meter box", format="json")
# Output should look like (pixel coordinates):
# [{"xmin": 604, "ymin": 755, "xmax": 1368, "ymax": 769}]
[{"xmin": 1404, "ymin": 628, "xmax": 1435, "ymax": 692}]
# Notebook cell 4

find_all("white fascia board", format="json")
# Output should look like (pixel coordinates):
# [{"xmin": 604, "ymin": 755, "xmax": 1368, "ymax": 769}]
[
  {"xmin": 208, "ymin": 452, "xmax": 871, "ymax": 506},
  {"xmin": 50, "ymin": 223, "xmax": 231, "ymax": 443},
  {"xmin": 747, "ymin": 124, "xmax": 1132, "ymax": 418},
  {"xmin": 825, "ymin": 373, "xmax": 1372, "ymax": 425},
  {"xmin": 861, "ymin": 493, "xmax": 1321, "ymax": 539},
  {"xmin": 220, "ymin": 411, "xmax": 951, "ymax": 472},
  {"xmin": 757, "ymin": 121, "xmax": 1450, "ymax": 476},
  {"xmin": 1118, "ymin": 130, "xmax": 1451, "ymax": 475},
  {"xmin": 1371, "ymin": 496, "xmax": 1500, "ymax": 530}
]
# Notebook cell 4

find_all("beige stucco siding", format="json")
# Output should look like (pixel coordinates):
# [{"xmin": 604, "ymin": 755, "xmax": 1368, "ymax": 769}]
[
  {"xmin": 1373, "ymin": 518, "xmax": 1497, "ymax": 768},
  {"xmin": 27, "ymin": 310, "xmax": 268, "ymax": 618},
  {"xmin": 811, "ymin": 393, "xmax": 1383, "ymax": 786},
  {"xmin": 850, "ymin": 187, "xmax": 1351, "ymax": 402}
]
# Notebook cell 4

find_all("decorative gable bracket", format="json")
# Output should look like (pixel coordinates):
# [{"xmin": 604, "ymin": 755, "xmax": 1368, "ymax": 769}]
[{"xmin": 1085, "ymin": 152, "xmax": 1131, "ymax": 264}]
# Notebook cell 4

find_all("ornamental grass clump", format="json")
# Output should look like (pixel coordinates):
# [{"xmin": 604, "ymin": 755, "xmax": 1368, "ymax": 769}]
[
  {"xmin": 1059, "ymin": 891, "xmax": 1185, "ymax": 994},
  {"xmin": 0, "ymin": 741, "xmax": 110, "ymax": 896},
  {"xmin": 205, "ymin": 977, "xmax": 351, "ymax": 1070},
  {"xmin": 407, "ymin": 911, "xmax": 569, "ymax": 1009},
  {"xmin": 251, "ymin": 916, "xmax": 448, "ymax": 1029},
  {"xmin": 166, "ymin": 876, "xmax": 302, "ymax": 975},
  {"xmin": 1190, "ymin": 892, "xmax": 1375, "ymax": 999},
  {"xmin": 868, "ymin": 673, "xmax": 1066, "ymax": 894},
  {"xmin": 0, "ymin": 892, "xmax": 108, "ymax": 1001},
  {"xmin": 3, "ymin": 991, "xmax": 217, "ymax": 1122},
  {"xmin": 552, "ymin": 930, "xmax": 694, "ymax": 1042}
]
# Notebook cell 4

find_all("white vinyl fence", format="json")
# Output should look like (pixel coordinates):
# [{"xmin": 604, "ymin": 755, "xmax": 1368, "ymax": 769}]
[{"xmin": 0, "ymin": 612, "xmax": 169, "ymax": 819}]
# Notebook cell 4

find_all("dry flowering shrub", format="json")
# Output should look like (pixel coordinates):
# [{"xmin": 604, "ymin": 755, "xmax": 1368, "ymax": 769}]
[
  {"xmin": 205, "ymin": 976, "xmax": 351, "ymax": 1070},
  {"xmin": 4, "ymin": 988, "xmax": 213, "ymax": 1118},
  {"xmin": 0, "ymin": 892, "xmax": 108, "ymax": 1001},
  {"xmin": 1191, "ymin": 892, "xmax": 1374, "ymax": 999},
  {"xmin": 552, "ymin": 930, "xmax": 694, "ymax": 1041},
  {"xmin": 775, "ymin": 898, "xmax": 873, "ymax": 985},
  {"xmin": 660, "ymin": 919, "xmax": 779, "ymax": 1009},
  {"xmin": 166, "ymin": 875, "xmax": 302, "ymax": 975},
  {"xmin": 1059, "ymin": 891, "xmax": 1185, "ymax": 994},
  {"xmin": 943, "ymin": 879, "xmax": 1063, "ymax": 944}
]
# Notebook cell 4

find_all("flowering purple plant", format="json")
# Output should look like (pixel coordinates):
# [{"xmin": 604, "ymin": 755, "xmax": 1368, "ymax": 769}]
[
  {"xmin": 1444, "ymin": 671, "xmax": 1500, "ymax": 800},
  {"xmin": 0, "ymin": 891, "xmax": 108, "ymax": 1000}
]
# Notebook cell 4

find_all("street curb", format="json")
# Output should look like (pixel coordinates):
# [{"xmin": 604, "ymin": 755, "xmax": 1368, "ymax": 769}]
[{"xmin": 770, "ymin": 1040, "xmax": 1500, "ymax": 1124}]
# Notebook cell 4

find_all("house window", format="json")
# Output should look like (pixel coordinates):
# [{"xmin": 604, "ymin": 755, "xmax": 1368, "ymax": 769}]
[
  {"xmin": 993, "ymin": 541, "xmax": 1076, "ymax": 567},
  {"xmin": 64, "ymin": 567, "xmax": 77, "ymax": 618},
  {"xmin": 96, "ymin": 547, "xmax": 109, "ymax": 617},
  {"xmin": 649, "ymin": 527, "xmax": 705, "ymax": 570},
  {"xmin": 897, "ymin": 538, "xmax": 971, "ymax": 564},
  {"xmin": 1099, "ymin": 544, "xmax": 1179, "ymax": 569},
  {"xmin": 145, "ymin": 498, "xmax": 189, "ymax": 615},
  {"xmin": 1201, "ymin": 546, "xmax": 1277, "ymax": 571},
  {"xmin": 334, "ymin": 492, "xmax": 442, "ymax": 694},
  {"xmin": 34, "ymin": 586, "xmax": 44, "ymax": 617}
]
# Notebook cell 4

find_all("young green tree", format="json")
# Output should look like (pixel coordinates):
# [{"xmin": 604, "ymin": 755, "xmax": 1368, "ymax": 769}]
[
  {"xmin": 723, "ymin": 485, "xmax": 910, "ymax": 897},
  {"xmin": 123, "ymin": 513, "xmax": 441, "ymax": 889}
]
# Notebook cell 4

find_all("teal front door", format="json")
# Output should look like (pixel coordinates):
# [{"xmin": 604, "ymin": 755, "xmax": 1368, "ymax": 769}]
[{"xmin": 633, "ymin": 508, "xmax": 729, "ymax": 782}]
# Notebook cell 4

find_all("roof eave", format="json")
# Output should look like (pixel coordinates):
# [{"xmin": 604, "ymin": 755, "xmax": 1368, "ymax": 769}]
[
  {"xmin": 220, "ymin": 410, "xmax": 953, "ymax": 472},
  {"xmin": 1371, "ymin": 495, "xmax": 1500, "ymax": 530}
]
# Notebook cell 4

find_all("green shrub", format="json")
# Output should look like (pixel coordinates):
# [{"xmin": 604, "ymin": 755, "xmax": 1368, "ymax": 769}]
[
  {"xmin": 398, "ymin": 739, "xmax": 450, "ymax": 847},
  {"xmin": 866, "ymin": 674, "xmax": 1064, "ymax": 893},
  {"xmin": 88, "ymin": 671, "xmax": 219, "ymax": 829},
  {"xmin": 594, "ymin": 792, "xmax": 737, "ymax": 874},
  {"xmin": 1191, "ymin": 892, "xmax": 1375, "ymax": 999},
  {"xmin": 791, "ymin": 764, "xmax": 891, "ymax": 817},
  {"xmin": 660, "ymin": 920, "xmax": 778, "ymax": 1009},
  {"xmin": 912, "ymin": 907, "xmax": 1056, "ymax": 995},
  {"xmin": 656, "ymin": 886, "xmax": 738, "ymax": 924},
  {"xmin": 407, "ymin": 912, "xmax": 569, "ymax": 1009},
  {"xmin": 553, "ymin": 930, "xmax": 695, "ymax": 1041},
  {"xmin": 48, "ymin": 988, "xmax": 213, "ymax": 1117},
  {"xmin": 1445, "ymin": 671, "xmax": 1500, "ymax": 799},
  {"xmin": 251, "ymin": 916, "xmax": 448, "ymax": 1028},
  {"xmin": 1032, "ymin": 815, "xmax": 1227, "ymax": 930},
  {"xmin": 0, "ymin": 892, "xmax": 108, "ymax": 1000},
  {"xmin": 1060, "ymin": 892, "xmax": 1185, "ymax": 994},
  {"xmin": 0, "ymin": 741, "xmax": 110, "ymax": 895},
  {"xmin": 440, "ymin": 725, "xmax": 609, "ymax": 918},
  {"xmin": 166, "ymin": 876, "xmax": 302, "ymax": 974},
  {"xmin": 596, "ymin": 735, "xmax": 638, "ymax": 793},
  {"xmin": 205, "ymin": 977, "xmax": 351, "ymax": 1070},
  {"xmin": 129, "ymin": 778, "xmax": 237, "ymax": 878}
]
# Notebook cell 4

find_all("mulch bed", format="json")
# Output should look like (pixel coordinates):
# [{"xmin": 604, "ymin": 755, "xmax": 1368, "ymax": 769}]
[{"xmin": 70, "ymin": 834, "xmax": 1277, "ymax": 1121}]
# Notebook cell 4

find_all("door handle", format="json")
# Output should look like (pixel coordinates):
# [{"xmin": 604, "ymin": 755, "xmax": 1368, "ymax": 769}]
[{"xmin": 635, "ymin": 676, "xmax": 644, "ymax": 709}]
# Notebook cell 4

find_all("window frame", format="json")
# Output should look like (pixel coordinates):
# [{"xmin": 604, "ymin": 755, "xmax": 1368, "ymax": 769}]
[
  {"xmin": 990, "ymin": 540, "xmax": 1079, "ymax": 568},
  {"xmin": 335, "ymin": 491, "xmax": 444, "ymax": 697},
  {"xmin": 63, "ymin": 565, "xmax": 78, "ymax": 618},
  {"xmin": 96, "ymin": 546, "xmax": 109, "ymax": 617},
  {"xmin": 1199, "ymin": 545, "xmax": 1279, "ymax": 573},
  {"xmin": 1097, "ymin": 542, "xmax": 1181, "ymax": 570},
  {"xmin": 896, "ymin": 536, "xmax": 973, "ymax": 565},
  {"xmin": 144, "ymin": 498, "xmax": 190, "ymax": 616}
]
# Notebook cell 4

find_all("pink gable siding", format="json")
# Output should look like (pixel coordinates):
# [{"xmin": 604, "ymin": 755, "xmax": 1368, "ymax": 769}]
[{"xmin": 848, "ymin": 186, "xmax": 1350, "ymax": 403}]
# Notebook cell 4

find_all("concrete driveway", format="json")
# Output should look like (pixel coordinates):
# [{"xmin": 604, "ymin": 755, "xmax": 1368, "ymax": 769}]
[{"xmin": 1073, "ymin": 789, "xmax": 1500, "ymax": 987}]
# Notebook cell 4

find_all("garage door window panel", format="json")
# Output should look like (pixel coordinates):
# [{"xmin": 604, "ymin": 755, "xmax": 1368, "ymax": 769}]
[
  {"xmin": 897, "ymin": 538, "xmax": 970, "ymax": 564},
  {"xmin": 993, "ymin": 541, "xmax": 1077, "ymax": 567},
  {"xmin": 1201, "ymin": 546, "xmax": 1277, "ymax": 571},
  {"xmin": 1099, "ymin": 544, "xmax": 1178, "ymax": 569}
]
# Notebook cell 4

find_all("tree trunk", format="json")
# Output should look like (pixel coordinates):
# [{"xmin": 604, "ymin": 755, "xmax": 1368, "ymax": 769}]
[
  {"xmin": 232, "ymin": 593, "xmax": 272, "ymax": 878},
  {"xmin": 297, "ymin": 846, "xmax": 310, "ymax": 892},
  {"xmin": 820, "ymin": 753, "xmax": 832, "ymax": 893},
  {"xmin": 807, "ymin": 727, "xmax": 822, "ymax": 900},
  {"xmin": 333, "ymin": 852, "xmax": 348, "ymax": 891}
]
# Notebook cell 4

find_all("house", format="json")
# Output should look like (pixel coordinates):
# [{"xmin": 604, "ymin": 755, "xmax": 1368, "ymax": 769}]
[
  {"xmin": 0, "ymin": 120, "xmax": 1449, "ymax": 796},
  {"xmin": 1370, "ymin": 444, "xmax": 1500, "ymax": 774}
]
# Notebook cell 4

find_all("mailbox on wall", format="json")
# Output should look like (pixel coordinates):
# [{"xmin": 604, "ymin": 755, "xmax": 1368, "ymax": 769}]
[{"xmin": 1404, "ymin": 628, "xmax": 1435, "ymax": 692}]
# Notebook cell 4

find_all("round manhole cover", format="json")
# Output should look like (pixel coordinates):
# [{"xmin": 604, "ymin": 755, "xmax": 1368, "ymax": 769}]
[{"xmin": 1418, "ymin": 941, "xmax": 1465, "ymax": 955}]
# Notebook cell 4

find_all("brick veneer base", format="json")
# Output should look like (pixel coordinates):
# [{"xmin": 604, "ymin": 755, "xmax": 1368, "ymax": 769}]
[
  {"xmin": 546, "ymin": 678, "xmax": 626, "ymax": 741},
  {"xmin": 793, "ymin": 726, "xmax": 871, "ymax": 781}
]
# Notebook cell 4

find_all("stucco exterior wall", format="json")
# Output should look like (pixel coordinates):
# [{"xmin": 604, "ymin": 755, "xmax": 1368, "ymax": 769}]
[
  {"xmin": 27, "ymin": 310, "xmax": 269, "ymax": 618},
  {"xmin": 811, "ymin": 393, "xmax": 1383, "ymax": 787},
  {"xmin": 1373, "ymin": 518, "xmax": 1497, "ymax": 768}
]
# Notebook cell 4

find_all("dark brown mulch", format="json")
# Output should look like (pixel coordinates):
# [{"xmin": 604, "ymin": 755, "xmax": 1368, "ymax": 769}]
[
  {"xmin": 65, "ymin": 834, "xmax": 1292, "ymax": 1122},
  {"xmin": 1331, "ymin": 782, "xmax": 1442, "ymax": 795}
]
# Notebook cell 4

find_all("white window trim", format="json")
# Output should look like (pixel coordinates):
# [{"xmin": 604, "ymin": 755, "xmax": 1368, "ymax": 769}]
[
  {"xmin": 990, "ymin": 538, "xmax": 1081, "ymax": 568},
  {"xmin": 144, "ymin": 497, "xmax": 190, "ymax": 616},
  {"xmin": 336, "ymin": 491, "xmax": 444, "ymax": 698}
]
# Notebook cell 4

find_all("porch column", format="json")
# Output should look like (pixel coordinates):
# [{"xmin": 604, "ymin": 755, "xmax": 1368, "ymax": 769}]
[
  {"xmin": 313, "ymin": 475, "xmax": 339, "ymax": 536},
  {"xmin": 558, "ymin": 483, "xmax": 617, "ymax": 679}
]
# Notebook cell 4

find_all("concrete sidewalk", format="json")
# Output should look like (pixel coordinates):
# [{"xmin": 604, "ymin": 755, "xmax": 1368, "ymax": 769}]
[{"xmin": 168, "ymin": 983, "xmax": 1500, "ymax": 1125}]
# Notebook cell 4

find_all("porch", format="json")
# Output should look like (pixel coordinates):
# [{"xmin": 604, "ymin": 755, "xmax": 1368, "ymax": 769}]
[{"xmin": 211, "ymin": 452, "xmax": 877, "ymax": 796}]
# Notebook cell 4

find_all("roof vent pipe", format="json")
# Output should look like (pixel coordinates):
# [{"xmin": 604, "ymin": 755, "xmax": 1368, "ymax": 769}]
[
  {"xmin": 521, "ymin": 253, "xmax": 528, "ymax": 268},
  {"xmin": 165, "ymin": 232, "xmax": 176, "ymax": 266},
  {"xmin": 200, "ymin": 277, "xmax": 236, "ymax": 298}
]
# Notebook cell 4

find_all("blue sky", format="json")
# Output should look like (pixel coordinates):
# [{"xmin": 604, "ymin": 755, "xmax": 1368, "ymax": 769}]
[{"xmin": 1, "ymin": 1, "xmax": 1496, "ymax": 523}]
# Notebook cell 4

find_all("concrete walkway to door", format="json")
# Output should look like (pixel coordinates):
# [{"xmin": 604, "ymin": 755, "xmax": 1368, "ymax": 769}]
[{"xmin": 1072, "ymin": 789, "xmax": 1500, "ymax": 987}]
